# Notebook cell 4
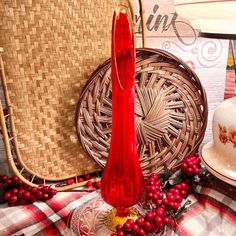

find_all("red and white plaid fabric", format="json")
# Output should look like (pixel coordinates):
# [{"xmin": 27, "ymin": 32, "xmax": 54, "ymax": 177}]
[
  {"xmin": 0, "ymin": 177, "xmax": 235, "ymax": 236},
  {"xmin": 171, "ymin": 182, "xmax": 236, "ymax": 236},
  {"xmin": 0, "ymin": 191, "xmax": 87, "ymax": 236}
]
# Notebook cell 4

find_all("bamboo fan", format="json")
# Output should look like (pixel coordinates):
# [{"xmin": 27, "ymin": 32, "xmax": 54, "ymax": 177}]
[{"xmin": 0, "ymin": 0, "xmax": 117, "ymax": 190}]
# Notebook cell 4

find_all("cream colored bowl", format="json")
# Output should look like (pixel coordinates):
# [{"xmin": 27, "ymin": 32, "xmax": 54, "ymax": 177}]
[{"xmin": 201, "ymin": 97, "xmax": 236, "ymax": 186}]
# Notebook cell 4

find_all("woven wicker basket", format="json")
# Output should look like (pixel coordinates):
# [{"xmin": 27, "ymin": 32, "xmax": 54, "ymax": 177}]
[
  {"xmin": 77, "ymin": 48, "xmax": 208, "ymax": 177},
  {"xmin": 0, "ymin": 0, "xmax": 117, "ymax": 190}
]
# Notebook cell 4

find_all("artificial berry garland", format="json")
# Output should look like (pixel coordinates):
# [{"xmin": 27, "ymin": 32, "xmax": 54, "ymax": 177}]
[
  {"xmin": 0, "ymin": 173, "xmax": 101, "ymax": 207},
  {"xmin": 111, "ymin": 155, "xmax": 201, "ymax": 236}
]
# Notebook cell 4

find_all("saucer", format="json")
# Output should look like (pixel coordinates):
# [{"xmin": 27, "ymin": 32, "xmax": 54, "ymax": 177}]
[{"xmin": 201, "ymin": 142, "xmax": 236, "ymax": 186}]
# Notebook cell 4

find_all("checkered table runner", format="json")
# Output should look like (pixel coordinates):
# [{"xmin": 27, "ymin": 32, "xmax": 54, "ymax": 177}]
[{"xmin": 0, "ymin": 178, "xmax": 235, "ymax": 236}]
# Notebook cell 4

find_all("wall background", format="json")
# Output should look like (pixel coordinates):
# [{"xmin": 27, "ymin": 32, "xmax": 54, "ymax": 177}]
[{"xmin": 133, "ymin": 0, "xmax": 230, "ymax": 146}]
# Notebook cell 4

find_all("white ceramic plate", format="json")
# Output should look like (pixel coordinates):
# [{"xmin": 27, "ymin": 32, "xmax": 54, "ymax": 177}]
[{"xmin": 201, "ymin": 142, "xmax": 236, "ymax": 186}]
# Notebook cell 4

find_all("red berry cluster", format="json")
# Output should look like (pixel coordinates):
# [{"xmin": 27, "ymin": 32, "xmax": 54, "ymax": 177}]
[
  {"xmin": 0, "ymin": 175, "xmax": 57, "ymax": 207},
  {"xmin": 181, "ymin": 155, "xmax": 201, "ymax": 176},
  {"xmin": 111, "ymin": 173, "xmax": 191, "ymax": 236},
  {"xmin": 162, "ymin": 182, "xmax": 190, "ymax": 211}
]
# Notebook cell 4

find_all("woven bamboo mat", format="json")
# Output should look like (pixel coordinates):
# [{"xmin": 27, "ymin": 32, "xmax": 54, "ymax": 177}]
[{"xmin": 0, "ymin": 0, "xmax": 116, "ymax": 180}]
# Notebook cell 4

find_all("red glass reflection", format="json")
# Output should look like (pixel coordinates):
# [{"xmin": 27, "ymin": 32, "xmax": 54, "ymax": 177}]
[{"xmin": 101, "ymin": 6, "xmax": 144, "ymax": 217}]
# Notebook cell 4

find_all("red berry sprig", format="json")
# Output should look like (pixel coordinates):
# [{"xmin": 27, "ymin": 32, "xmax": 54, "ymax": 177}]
[
  {"xmin": 112, "ymin": 155, "xmax": 201, "ymax": 236},
  {"xmin": 0, "ymin": 175, "xmax": 57, "ymax": 207}
]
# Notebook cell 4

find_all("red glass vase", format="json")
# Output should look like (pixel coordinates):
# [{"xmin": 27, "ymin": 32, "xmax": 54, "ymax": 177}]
[{"xmin": 101, "ymin": 3, "xmax": 144, "ymax": 217}]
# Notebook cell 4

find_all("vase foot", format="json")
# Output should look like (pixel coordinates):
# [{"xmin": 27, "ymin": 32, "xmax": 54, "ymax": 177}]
[{"xmin": 104, "ymin": 207, "xmax": 138, "ymax": 231}]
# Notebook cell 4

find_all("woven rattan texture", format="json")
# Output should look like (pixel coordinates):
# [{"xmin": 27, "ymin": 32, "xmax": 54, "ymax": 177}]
[
  {"xmin": 77, "ymin": 48, "xmax": 208, "ymax": 177},
  {"xmin": 0, "ymin": 0, "xmax": 116, "ymax": 180}
]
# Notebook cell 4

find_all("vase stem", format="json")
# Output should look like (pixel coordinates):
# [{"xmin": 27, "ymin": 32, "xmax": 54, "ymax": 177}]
[{"xmin": 101, "ymin": 1, "xmax": 144, "ymax": 212}]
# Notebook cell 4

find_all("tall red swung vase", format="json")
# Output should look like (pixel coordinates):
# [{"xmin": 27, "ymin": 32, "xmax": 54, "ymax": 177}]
[{"xmin": 101, "ymin": 4, "xmax": 144, "ymax": 217}]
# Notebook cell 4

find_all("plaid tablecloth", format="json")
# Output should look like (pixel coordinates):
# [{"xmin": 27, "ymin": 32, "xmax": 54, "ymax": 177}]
[
  {"xmin": 0, "ymin": 191, "xmax": 87, "ymax": 236},
  {"xmin": 172, "ymin": 178, "xmax": 236, "ymax": 236},
  {"xmin": 0, "ymin": 176, "xmax": 235, "ymax": 236}
]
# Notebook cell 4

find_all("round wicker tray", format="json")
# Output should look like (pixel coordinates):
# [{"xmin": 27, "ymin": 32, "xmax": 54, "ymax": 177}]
[{"xmin": 76, "ymin": 48, "xmax": 208, "ymax": 177}]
